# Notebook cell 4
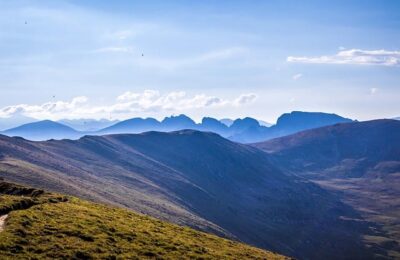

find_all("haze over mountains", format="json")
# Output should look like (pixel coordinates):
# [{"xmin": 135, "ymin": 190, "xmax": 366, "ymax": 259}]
[
  {"xmin": 1, "ymin": 120, "xmax": 398, "ymax": 259},
  {"xmin": 59, "ymin": 118, "xmax": 120, "ymax": 132},
  {"xmin": 1, "ymin": 111, "xmax": 352, "ymax": 142}
]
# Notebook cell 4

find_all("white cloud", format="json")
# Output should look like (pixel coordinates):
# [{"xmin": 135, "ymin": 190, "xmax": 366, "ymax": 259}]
[
  {"xmin": 292, "ymin": 73, "xmax": 303, "ymax": 80},
  {"xmin": 0, "ymin": 96, "xmax": 89, "ymax": 119},
  {"xmin": 233, "ymin": 93, "xmax": 258, "ymax": 106},
  {"xmin": 287, "ymin": 49, "xmax": 400, "ymax": 66},
  {"xmin": 0, "ymin": 91, "xmax": 258, "ymax": 120}
]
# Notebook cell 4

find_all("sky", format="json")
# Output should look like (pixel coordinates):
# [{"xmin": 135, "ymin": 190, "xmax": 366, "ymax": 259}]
[{"xmin": 0, "ymin": 0, "xmax": 399, "ymax": 123}]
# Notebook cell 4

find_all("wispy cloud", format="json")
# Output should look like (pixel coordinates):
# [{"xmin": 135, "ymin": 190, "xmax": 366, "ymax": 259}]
[
  {"xmin": 233, "ymin": 93, "xmax": 257, "ymax": 106},
  {"xmin": 0, "ymin": 90, "xmax": 258, "ymax": 120},
  {"xmin": 89, "ymin": 46, "xmax": 248, "ymax": 70},
  {"xmin": 94, "ymin": 47, "xmax": 135, "ymax": 53},
  {"xmin": 135, "ymin": 47, "xmax": 248, "ymax": 70},
  {"xmin": 287, "ymin": 49, "xmax": 400, "ymax": 66},
  {"xmin": 292, "ymin": 73, "xmax": 303, "ymax": 80}
]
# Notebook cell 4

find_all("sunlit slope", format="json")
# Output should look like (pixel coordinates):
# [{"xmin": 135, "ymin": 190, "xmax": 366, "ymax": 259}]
[{"xmin": 0, "ymin": 182, "xmax": 286, "ymax": 259}]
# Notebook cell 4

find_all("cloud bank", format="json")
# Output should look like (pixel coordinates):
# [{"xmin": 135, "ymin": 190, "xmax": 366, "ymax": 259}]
[
  {"xmin": 287, "ymin": 49, "xmax": 400, "ymax": 66},
  {"xmin": 0, "ymin": 90, "xmax": 258, "ymax": 120}
]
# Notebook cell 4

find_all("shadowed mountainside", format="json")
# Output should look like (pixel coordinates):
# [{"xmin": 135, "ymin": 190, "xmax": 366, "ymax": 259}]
[
  {"xmin": 253, "ymin": 119, "xmax": 400, "ymax": 259},
  {"xmin": 0, "ymin": 130, "xmax": 375, "ymax": 259}
]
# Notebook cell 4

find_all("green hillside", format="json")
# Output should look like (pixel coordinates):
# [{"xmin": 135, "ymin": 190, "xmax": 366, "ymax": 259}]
[{"xmin": 0, "ymin": 182, "xmax": 287, "ymax": 259}]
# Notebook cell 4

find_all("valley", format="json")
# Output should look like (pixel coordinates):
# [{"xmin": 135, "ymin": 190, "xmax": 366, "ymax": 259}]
[{"xmin": 253, "ymin": 119, "xmax": 400, "ymax": 259}]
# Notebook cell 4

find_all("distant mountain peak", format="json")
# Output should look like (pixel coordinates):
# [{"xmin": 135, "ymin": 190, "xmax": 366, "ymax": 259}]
[
  {"xmin": 273, "ymin": 111, "xmax": 352, "ymax": 132},
  {"xmin": 3, "ymin": 120, "xmax": 79, "ymax": 141},
  {"xmin": 6, "ymin": 120, "xmax": 75, "ymax": 131},
  {"xmin": 231, "ymin": 117, "xmax": 260, "ymax": 129},
  {"xmin": 161, "ymin": 114, "xmax": 196, "ymax": 130},
  {"xmin": 162, "ymin": 114, "xmax": 195, "ymax": 123}
]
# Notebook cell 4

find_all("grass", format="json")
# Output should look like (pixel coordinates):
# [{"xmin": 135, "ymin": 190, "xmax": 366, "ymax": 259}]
[
  {"xmin": 0, "ymin": 182, "xmax": 287, "ymax": 259},
  {"xmin": 315, "ymin": 177, "xmax": 400, "ymax": 259}
]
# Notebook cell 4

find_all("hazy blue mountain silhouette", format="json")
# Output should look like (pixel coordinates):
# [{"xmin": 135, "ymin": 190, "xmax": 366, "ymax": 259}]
[
  {"xmin": 2, "ymin": 120, "xmax": 80, "ymax": 141},
  {"xmin": 219, "ymin": 118, "xmax": 234, "ymax": 126},
  {"xmin": 199, "ymin": 117, "xmax": 229, "ymax": 135},
  {"xmin": 229, "ymin": 111, "xmax": 352, "ymax": 143},
  {"xmin": 59, "ymin": 119, "xmax": 119, "ymax": 132},
  {"xmin": 100, "ymin": 117, "xmax": 161, "ymax": 134},
  {"xmin": 269, "ymin": 111, "xmax": 353, "ymax": 136},
  {"xmin": 1, "ymin": 111, "xmax": 353, "ymax": 142},
  {"xmin": 161, "ymin": 114, "xmax": 197, "ymax": 131}
]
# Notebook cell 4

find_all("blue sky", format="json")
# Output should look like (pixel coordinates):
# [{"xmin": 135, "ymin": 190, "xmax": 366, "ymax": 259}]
[{"xmin": 0, "ymin": 0, "xmax": 399, "ymax": 122}]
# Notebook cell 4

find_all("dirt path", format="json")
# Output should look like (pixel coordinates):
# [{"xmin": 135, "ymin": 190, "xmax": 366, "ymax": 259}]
[{"xmin": 0, "ymin": 214, "xmax": 8, "ymax": 232}]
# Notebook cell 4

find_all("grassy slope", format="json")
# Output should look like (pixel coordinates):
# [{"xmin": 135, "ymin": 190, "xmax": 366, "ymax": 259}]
[
  {"xmin": 314, "ymin": 176, "xmax": 400, "ymax": 259},
  {"xmin": 0, "ymin": 183, "xmax": 286, "ymax": 259}
]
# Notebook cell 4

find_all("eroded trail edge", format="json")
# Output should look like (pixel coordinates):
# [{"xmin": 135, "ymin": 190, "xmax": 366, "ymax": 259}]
[{"xmin": 0, "ymin": 214, "xmax": 8, "ymax": 232}]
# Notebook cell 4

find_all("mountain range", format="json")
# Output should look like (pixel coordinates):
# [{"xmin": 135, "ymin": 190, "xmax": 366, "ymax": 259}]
[
  {"xmin": 1, "ymin": 111, "xmax": 352, "ymax": 143},
  {"xmin": 0, "ymin": 122, "xmax": 390, "ymax": 259},
  {"xmin": 0, "ymin": 115, "xmax": 397, "ymax": 259},
  {"xmin": 253, "ymin": 119, "xmax": 400, "ymax": 259}
]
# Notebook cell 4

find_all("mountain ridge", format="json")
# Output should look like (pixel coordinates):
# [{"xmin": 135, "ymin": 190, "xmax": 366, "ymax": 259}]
[
  {"xmin": 1, "ymin": 111, "xmax": 353, "ymax": 143},
  {"xmin": 252, "ymin": 119, "xmax": 400, "ymax": 259},
  {"xmin": 0, "ymin": 130, "xmax": 375, "ymax": 259}
]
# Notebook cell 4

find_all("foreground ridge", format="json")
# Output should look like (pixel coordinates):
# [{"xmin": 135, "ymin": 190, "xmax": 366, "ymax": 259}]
[{"xmin": 0, "ymin": 181, "xmax": 288, "ymax": 259}]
